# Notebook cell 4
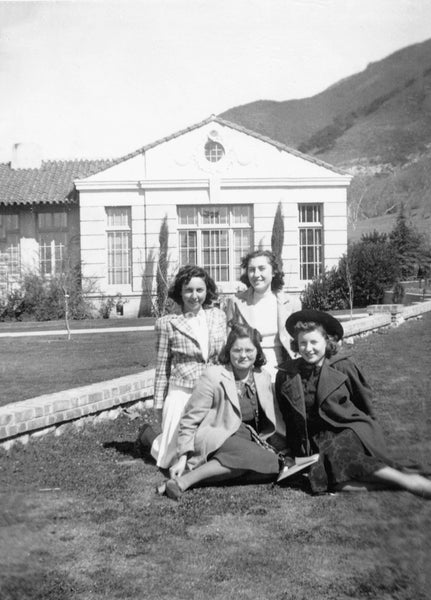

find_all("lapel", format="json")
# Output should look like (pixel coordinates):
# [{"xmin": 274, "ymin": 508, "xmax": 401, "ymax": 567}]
[
  {"xmin": 170, "ymin": 313, "xmax": 198, "ymax": 344},
  {"xmin": 316, "ymin": 359, "xmax": 348, "ymax": 406},
  {"xmin": 280, "ymin": 361, "xmax": 306, "ymax": 418},
  {"xmin": 254, "ymin": 369, "xmax": 275, "ymax": 424},
  {"xmin": 220, "ymin": 366, "xmax": 241, "ymax": 413},
  {"xmin": 234, "ymin": 288, "xmax": 255, "ymax": 326}
]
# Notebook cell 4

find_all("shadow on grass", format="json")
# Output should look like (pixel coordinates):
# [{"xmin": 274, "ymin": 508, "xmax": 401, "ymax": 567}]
[{"xmin": 103, "ymin": 439, "xmax": 158, "ymax": 467}]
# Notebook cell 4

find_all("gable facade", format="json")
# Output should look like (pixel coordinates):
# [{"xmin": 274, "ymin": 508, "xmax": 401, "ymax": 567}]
[{"xmin": 76, "ymin": 117, "xmax": 351, "ymax": 317}]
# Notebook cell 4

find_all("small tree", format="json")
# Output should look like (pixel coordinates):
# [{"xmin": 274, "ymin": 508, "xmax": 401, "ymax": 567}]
[
  {"xmin": 346, "ymin": 232, "xmax": 397, "ymax": 306},
  {"xmin": 389, "ymin": 204, "xmax": 431, "ymax": 280},
  {"xmin": 271, "ymin": 202, "xmax": 284, "ymax": 271},
  {"xmin": 155, "ymin": 215, "xmax": 170, "ymax": 316}
]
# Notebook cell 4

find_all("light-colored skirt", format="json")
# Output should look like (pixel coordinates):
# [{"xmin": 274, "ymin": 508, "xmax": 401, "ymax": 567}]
[
  {"xmin": 261, "ymin": 347, "xmax": 279, "ymax": 383},
  {"xmin": 150, "ymin": 382, "xmax": 192, "ymax": 469}
]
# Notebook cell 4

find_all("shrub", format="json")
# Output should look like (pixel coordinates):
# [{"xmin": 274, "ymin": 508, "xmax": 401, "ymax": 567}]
[
  {"xmin": 0, "ymin": 265, "xmax": 95, "ymax": 321},
  {"xmin": 301, "ymin": 267, "xmax": 349, "ymax": 310},
  {"xmin": 344, "ymin": 232, "xmax": 397, "ymax": 306}
]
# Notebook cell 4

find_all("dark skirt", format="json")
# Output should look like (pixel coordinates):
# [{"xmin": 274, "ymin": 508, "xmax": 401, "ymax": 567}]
[
  {"xmin": 308, "ymin": 427, "xmax": 387, "ymax": 494},
  {"xmin": 211, "ymin": 423, "xmax": 280, "ymax": 476}
]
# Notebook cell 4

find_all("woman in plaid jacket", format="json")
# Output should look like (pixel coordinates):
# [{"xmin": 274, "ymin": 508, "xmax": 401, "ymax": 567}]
[{"xmin": 144, "ymin": 265, "xmax": 227, "ymax": 469}]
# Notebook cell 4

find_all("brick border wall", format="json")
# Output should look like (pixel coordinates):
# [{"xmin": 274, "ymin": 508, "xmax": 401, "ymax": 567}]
[
  {"xmin": 1, "ymin": 300, "xmax": 431, "ymax": 449},
  {"xmin": 0, "ymin": 369, "xmax": 155, "ymax": 448}
]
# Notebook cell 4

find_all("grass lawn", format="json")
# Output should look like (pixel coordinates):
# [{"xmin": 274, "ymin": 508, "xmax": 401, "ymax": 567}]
[
  {"xmin": 0, "ymin": 329, "xmax": 156, "ymax": 406},
  {"xmin": 0, "ymin": 314, "xmax": 430, "ymax": 599}
]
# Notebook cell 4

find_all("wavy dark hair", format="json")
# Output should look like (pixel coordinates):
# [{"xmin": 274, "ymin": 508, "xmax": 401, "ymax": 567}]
[
  {"xmin": 290, "ymin": 321, "xmax": 340, "ymax": 357},
  {"xmin": 168, "ymin": 265, "xmax": 218, "ymax": 307},
  {"xmin": 239, "ymin": 250, "xmax": 284, "ymax": 292},
  {"xmin": 219, "ymin": 321, "xmax": 267, "ymax": 368}
]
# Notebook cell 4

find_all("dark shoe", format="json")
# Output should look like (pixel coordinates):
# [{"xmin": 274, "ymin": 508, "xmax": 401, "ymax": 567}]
[
  {"xmin": 135, "ymin": 423, "xmax": 157, "ymax": 457},
  {"xmin": 165, "ymin": 479, "xmax": 183, "ymax": 501}
]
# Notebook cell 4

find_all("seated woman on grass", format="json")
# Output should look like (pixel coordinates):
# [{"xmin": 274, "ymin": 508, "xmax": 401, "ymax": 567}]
[
  {"xmin": 157, "ymin": 323, "xmax": 287, "ymax": 500},
  {"xmin": 275, "ymin": 309, "xmax": 431, "ymax": 499}
]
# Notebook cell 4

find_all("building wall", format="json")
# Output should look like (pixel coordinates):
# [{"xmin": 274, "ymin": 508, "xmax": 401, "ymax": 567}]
[
  {"xmin": 78, "ymin": 121, "xmax": 350, "ymax": 317},
  {"xmin": 0, "ymin": 204, "xmax": 80, "ymax": 293}
]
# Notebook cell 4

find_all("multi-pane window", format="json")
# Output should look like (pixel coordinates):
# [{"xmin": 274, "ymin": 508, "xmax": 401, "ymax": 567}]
[
  {"xmin": 178, "ymin": 205, "xmax": 253, "ymax": 282},
  {"xmin": 299, "ymin": 204, "xmax": 323, "ymax": 280},
  {"xmin": 37, "ymin": 210, "xmax": 67, "ymax": 276},
  {"xmin": 106, "ymin": 207, "xmax": 131, "ymax": 285},
  {"xmin": 0, "ymin": 213, "xmax": 20, "ymax": 279}
]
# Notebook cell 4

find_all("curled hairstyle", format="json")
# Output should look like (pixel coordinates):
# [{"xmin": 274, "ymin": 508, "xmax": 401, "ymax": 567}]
[
  {"xmin": 290, "ymin": 321, "xmax": 340, "ymax": 357},
  {"xmin": 168, "ymin": 265, "xmax": 218, "ymax": 307},
  {"xmin": 219, "ymin": 321, "xmax": 267, "ymax": 368},
  {"xmin": 239, "ymin": 250, "xmax": 284, "ymax": 292}
]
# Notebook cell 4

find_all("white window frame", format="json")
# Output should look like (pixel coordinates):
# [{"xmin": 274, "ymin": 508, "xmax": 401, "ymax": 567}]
[
  {"xmin": 298, "ymin": 203, "xmax": 323, "ymax": 281},
  {"xmin": 106, "ymin": 207, "xmax": 132, "ymax": 286},
  {"xmin": 177, "ymin": 205, "xmax": 253, "ymax": 283},
  {"xmin": 204, "ymin": 140, "xmax": 225, "ymax": 163},
  {"xmin": 37, "ymin": 210, "xmax": 68, "ymax": 277}
]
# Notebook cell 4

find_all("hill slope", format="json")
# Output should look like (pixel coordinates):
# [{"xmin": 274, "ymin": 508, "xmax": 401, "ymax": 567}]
[{"xmin": 220, "ymin": 38, "xmax": 431, "ymax": 242}]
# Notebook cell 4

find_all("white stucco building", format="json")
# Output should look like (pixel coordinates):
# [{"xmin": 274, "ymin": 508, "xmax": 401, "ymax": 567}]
[{"xmin": 75, "ymin": 116, "xmax": 351, "ymax": 316}]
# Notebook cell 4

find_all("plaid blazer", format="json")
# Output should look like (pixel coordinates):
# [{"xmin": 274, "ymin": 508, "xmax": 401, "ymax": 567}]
[{"xmin": 153, "ymin": 307, "xmax": 227, "ymax": 409}]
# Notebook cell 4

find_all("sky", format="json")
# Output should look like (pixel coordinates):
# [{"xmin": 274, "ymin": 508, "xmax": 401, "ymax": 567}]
[{"xmin": 1, "ymin": 0, "xmax": 431, "ymax": 162}]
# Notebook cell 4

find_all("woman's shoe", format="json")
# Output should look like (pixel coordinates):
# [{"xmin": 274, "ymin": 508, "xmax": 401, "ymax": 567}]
[
  {"xmin": 155, "ymin": 481, "xmax": 167, "ymax": 496},
  {"xmin": 165, "ymin": 479, "xmax": 183, "ymax": 501}
]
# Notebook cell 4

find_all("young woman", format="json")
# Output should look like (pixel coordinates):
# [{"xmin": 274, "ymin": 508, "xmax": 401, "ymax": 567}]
[
  {"xmin": 225, "ymin": 250, "xmax": 300, "ymax": 381},
  {"xmin": 275, "ymin": 309, "xmax": 431, "ymax": 499},
  {"xmin": 159, "ymin": 323, "xmax": 287, "ymax": 500},
  {"xmin": 137, "ymin": 265, "xmax": 226, "ymax": 470}
]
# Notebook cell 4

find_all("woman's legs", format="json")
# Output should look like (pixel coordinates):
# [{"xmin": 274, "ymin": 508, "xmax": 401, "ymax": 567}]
[
  {"xmin": 371, "ymin": 466, "xmax": 431, "ymax": 499},
  {"xmin": 175, "ymin": 459, "xmax": 246, "ymax": 492},
  {"xmin": 336, "ymin": 467, "xmax": 431, "ymax": 499}
]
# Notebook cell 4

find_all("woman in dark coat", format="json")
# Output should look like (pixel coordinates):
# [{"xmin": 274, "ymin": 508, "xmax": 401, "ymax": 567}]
[{"xmin": 275, "ymin": 309, "xmax": 431, "ymax": 499}]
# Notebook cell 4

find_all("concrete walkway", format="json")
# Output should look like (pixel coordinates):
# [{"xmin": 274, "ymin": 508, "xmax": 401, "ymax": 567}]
[{"xmin": 0, "ymin": 325, "xmax": 154, "ymax": 337}]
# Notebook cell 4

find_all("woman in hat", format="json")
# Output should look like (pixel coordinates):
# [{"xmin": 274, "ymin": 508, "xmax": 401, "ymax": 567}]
[
  {"xmin": 275, "ymin": 309, "xmax": 431, "ymax": 499},
  {"xmin": 225, "ymin": 250, "xmax": 300, "ymax": 382}
]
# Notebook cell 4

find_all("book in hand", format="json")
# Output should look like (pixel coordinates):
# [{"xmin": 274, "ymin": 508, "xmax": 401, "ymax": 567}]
[{"xmin": 277, "ymin": 453, "xmax": 320, "ymax": 483}]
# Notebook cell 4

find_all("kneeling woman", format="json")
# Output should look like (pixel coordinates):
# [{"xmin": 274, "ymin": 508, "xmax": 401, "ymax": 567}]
[{"xmin": 160, "ymin": 323, "xmax": 287, "ymax": 500}]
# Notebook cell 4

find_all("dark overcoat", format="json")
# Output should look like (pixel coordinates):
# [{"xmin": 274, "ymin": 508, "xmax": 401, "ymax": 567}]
[{"xmin": 275, "ymin": 353, "xmax": 389, "ymax": 460}]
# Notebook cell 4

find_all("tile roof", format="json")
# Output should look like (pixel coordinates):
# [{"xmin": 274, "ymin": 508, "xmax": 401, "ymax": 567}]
[
  {"xmin": 0, "ymin": 159, "xmax": 114, "ymax": 206},
  {"xmin": 0, "ymin": 116, "xmax": 348, "ymax": 207}
]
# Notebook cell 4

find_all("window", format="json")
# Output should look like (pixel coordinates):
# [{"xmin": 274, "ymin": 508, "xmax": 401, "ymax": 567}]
[
  {"xmin": 37, "ymin": 210, "xmax": 67, "ymax": 276},
  {"xmin": 204, "ymin": 140, "xmax": 225, "ymax": 163},
  {"xmin": 0, "ymin": 213, "xmax": 20, "ymax": 279},
  {"xmin": 178, "ymin": 205, "xmax": 252, "ymax": 282},
  {"xmin": 106, "ymin": 207, "xmax": 131, "ymax": 285},
  {"xmin": 298, "ymin": 204, "xmax": 323, "ymax": 280}
]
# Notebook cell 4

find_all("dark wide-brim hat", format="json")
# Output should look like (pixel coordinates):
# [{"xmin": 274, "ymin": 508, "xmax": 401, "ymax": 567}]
[{"xmin": 285, "ymin": 309, "xmax": 344, "ymax": 340}]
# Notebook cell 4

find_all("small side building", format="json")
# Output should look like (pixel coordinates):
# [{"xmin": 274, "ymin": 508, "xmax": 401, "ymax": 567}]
[{"xmin": 0, "ymin": 143, "xmax": 113, "ymax": 298}]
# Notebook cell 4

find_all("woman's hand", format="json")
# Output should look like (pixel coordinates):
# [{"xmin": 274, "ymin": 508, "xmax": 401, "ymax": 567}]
[{"xmin": 169, "ymin": 455, "xmax": 187, "ymax": 480}]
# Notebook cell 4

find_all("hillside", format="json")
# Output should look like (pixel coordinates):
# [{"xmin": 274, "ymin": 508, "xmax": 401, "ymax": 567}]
[{"xmin": 220, "ymin": 38, "xmax": 431, "ymax": 243}]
